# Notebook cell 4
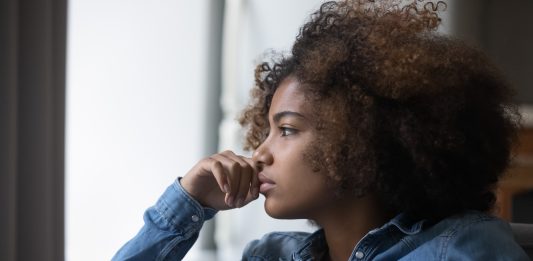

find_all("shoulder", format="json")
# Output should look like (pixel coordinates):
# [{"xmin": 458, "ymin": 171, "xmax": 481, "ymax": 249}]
[
  {"xmin": 440, "ymin": 211, "xmax": 507, "ymax": 236},
  {"xmin": 242, "ymin": 231, "xmax": 312, "ymax": 260},
  {"xmin": 436, "ymin": 212, "xmax": 528, "ymax": 260}
]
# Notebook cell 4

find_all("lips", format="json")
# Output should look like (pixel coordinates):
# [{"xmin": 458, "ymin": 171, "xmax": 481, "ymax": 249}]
[{"xmin": 258, "ymin": 173, "xmax": 276, "ymax": 194}]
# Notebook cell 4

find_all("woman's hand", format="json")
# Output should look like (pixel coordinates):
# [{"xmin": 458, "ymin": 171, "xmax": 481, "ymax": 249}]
[{"xmin": 180, "ymin": 150, "xmax": 260, "ymax": 210}]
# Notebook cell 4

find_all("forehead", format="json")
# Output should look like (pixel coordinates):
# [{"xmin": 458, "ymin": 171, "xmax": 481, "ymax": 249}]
[{"xmin": 269, "ymin": 77, "xmax": 309, "ymax": 116}]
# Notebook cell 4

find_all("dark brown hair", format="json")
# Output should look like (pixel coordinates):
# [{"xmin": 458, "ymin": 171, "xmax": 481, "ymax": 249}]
[{"xmin": 239, "ymin": 0, "xmax": 520, "ymax": 221}]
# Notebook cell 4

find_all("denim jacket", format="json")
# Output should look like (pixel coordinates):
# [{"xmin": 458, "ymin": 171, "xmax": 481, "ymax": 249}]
[{"xmin": 112, "ymin": 180, "xmax": 529, "ymax": 261}]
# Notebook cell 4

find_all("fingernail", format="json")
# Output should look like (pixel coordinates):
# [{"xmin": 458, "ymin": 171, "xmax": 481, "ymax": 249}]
[
  {"xmin": 224, "ymin": 184, "xmax": 230, "ymax": 193},
  {"xmin": 236, "ymin": 198, "xmax": 244, "ymax": 208},
  {"xmin": 227, "ymin": 196, "xmax": 234, "ymax": 207}
]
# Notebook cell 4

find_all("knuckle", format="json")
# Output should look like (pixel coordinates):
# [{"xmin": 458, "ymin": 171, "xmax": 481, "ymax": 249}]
[
  {"xmin": 239, "ymin": 155, "xmax": 252, "ymax": 164},
  {"xmin": 221, "ymin": 150, "xmax": 233, "ymax": 156},
  {"xmin": 212, "ymin": 160, "xmax": 222, "ymax": 169}
]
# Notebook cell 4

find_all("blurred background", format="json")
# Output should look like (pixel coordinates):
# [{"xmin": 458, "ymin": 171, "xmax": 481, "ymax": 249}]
[{"xmin": 1, "ymin": 0, "xmax": 532, "ymax": 261}]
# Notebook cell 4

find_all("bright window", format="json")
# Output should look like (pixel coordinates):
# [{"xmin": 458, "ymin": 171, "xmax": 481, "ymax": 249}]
[{"xmin": 65, "ymin": 1, "xmax": 212, "ymax": 260}]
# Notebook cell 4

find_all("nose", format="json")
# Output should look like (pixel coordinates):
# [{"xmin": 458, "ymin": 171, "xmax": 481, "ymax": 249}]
[{"xmin": 252, "ymin": 141, "xmax": 273, "ymax": 169}]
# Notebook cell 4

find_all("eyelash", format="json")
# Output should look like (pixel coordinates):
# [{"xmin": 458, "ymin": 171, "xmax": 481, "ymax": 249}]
[{"xmin": 279, "ymin": 126, "xmax": 297, "ymax": 137}]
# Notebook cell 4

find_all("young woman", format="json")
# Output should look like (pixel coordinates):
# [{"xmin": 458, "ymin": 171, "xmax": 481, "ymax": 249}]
[{"xmin": 113, "ymin": 0, "xmax": 529, "ymax": 260}]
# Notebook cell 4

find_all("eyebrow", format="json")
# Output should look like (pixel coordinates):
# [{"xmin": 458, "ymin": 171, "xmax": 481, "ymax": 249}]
[{"xmin": 272, "ymin": 111, "xmax": 306, "ymax": 123}]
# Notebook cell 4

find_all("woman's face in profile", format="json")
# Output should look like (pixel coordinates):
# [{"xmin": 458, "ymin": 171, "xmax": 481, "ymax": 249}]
[{"xmin": 253, "ymin": 77, "xmax": 337, "ymax": 220}]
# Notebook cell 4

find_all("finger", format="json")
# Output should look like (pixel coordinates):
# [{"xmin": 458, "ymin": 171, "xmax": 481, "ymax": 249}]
[
  {"xmin": 234, "ymin": 167, "xmax": 251, "ymax": 207},
  {"xmin": 210, "ymin": 153, "xmax": 241, "ymax": 194},
  {"xmin": 241, "ymin": 189, "xmax": 259, "ymax": 206},
  {"xmin": 207, "ymin": 158, "xmax": 230, "ymax": 195},
  {"xmin": 221, "ymin": 152, "xmax": 255, "ymax": 207},
  {"xmin": 241, "ymin": 156, "xmax": 259, "ymax": 199},
  {"xmin": 208, "ymin": 155, "xmax": 236, "ymax": 208},
  {"xmin": 210, "ymin": 154, "xmax": 242, "ymax": 207}
]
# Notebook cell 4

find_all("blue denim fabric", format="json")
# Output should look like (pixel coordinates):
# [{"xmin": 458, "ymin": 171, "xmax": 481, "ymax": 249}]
[
  {"xmin": 112, "ymin": 180, "xmax": 529, "ymax": 261},
  {"xmin": 112, "ymin": 180, "xmax": 217, "ymax": 261}
]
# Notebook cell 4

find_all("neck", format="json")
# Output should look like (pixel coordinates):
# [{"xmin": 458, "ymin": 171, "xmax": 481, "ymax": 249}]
[{"xmin": 313, "ymin": 193, "xmax": 390, "ymax": 261}]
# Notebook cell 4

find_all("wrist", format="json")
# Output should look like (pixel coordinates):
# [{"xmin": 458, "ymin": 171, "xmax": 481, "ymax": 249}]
[
  {"xmin": 179, "ymin": 175, "xmax": 196, "ymax": 197},
  {"xmin": 178, "ymin": 176, "xmax": 208, "ymax": 207}
]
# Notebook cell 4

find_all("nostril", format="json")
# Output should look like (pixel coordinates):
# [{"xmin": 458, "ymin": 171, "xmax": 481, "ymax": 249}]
[{"xmin": 255, "ymin": 163, "xmax": 264, "ymax": 172}]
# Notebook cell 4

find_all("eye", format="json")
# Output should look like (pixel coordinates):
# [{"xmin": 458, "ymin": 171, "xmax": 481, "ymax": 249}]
[{"xmin": 279, "ymin": 126, "xmax": 297, "ymax": 137}]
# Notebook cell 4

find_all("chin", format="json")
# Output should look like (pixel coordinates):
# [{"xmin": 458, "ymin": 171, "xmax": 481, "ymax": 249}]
[{"xmin": 263, "ymin": 199, "xmax": 301, "ymax": 219}]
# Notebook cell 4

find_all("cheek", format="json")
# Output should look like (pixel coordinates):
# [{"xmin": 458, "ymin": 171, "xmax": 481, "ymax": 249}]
[
  {"xmin": 301, "ymin": 140, "xmax": 327, "ymax": 174},
  {"xmin": 274, "ymin": 137, "xmax": 329, "ymax": 189},
  {"xmin": 263, "ymin": 174, "xmax": 335, "ymax": 219}
]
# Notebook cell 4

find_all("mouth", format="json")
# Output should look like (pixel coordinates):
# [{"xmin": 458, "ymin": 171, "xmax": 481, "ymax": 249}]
[{"xmin": 258, "ymin": 172, "xmax": 276, "ymax": 194}]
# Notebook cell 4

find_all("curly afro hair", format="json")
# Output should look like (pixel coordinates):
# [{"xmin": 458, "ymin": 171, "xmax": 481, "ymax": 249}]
[{"xmin": 239, "ymin": 0, "xmax": 521, "ymax": 221}]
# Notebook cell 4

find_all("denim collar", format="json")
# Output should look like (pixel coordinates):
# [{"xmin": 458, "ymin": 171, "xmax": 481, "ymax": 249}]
[
  {"xmin": 292, "ymin": 213, "xmax": 427, "ymax": 260},
  {"xmin": 293, "ymin": 229, "xmax": 327, "ymax": 260},
  {"xmin": 386, "ymin": 213, "xmax": 427, "ymax": 235}
]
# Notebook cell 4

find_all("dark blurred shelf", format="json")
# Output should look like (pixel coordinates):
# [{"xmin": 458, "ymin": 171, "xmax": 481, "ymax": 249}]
[{"xmin": 495, "ymin": 128, "xmax": 533, "ymax": 221}]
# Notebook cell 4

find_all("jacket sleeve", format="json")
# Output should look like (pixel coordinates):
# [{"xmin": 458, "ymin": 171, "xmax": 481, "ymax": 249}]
[{"xmin": 112, "ymin": 179, "xmax": 217, "ymax": 261}]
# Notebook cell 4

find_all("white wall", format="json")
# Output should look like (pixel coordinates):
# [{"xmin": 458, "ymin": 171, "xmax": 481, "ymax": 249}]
[{"xmin": 65, "ymin": 1, "xmax": 211, "ymax": 260}]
